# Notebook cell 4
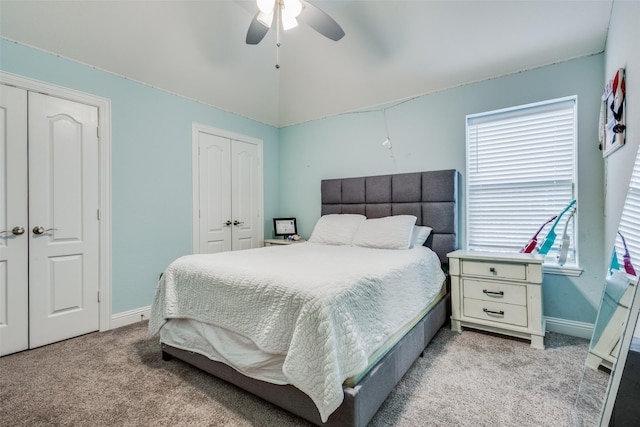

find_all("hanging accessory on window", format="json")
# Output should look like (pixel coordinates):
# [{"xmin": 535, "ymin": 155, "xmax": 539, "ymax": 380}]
[
  {"xmin": 519, "ymin": 214, "xmax": 557, "ymax": 254},
  {"xmin": 538, "ymin": 199, "xmax": 576, "ymax": 255},
  {"xmin": 617, "ymin": 231, "xmax": 637, "ymax": 276},
  {"xmin": 609, "ymin": 246, "xmax": 621, "ymax": 275},
  {"xmin": 556, "ymin": 207, "xmax": 577, "ymax": 265}
]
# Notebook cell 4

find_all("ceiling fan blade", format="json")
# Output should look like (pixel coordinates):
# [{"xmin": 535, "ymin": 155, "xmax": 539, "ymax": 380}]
[
  {"xmin": 246, "ymin": 12, "xmax": 270, "ymax": 45},
  {"xmin": 299, "ymin": 1, "xmax": 345, "ymax": 41}
]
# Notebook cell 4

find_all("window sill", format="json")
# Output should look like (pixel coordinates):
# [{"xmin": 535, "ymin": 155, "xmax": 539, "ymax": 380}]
[{"xmin": 543, "ymin": 264, "xmax": 583, "ymax": 277}]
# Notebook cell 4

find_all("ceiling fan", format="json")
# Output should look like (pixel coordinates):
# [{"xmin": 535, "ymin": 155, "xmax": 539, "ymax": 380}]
[{"xmin": 246, "ymin": 0, "xmax": 345, "ymax": 46}]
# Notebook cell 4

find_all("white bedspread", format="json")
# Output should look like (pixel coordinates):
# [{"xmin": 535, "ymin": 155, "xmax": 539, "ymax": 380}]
[{"xmin": 149, "ymin": 242, "xmax": 445, "ymax": 422}]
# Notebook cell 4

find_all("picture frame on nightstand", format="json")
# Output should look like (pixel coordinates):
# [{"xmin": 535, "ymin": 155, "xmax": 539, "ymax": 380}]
[{"xmin": 273, "ymin": 217, "xmax": 297, "ymax": 238}]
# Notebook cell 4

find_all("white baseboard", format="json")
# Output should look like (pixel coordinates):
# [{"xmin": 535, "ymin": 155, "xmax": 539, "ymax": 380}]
[
  {"xmin": 545, "ymin": 316, "xmax": 594, "ymax": 339},
  {"xmin": 110, "ymin": 306, "xmax": 151, "ymax": 329},
  {"xmin": 108, "ymin": 309, "xmax": 594, "ymax": 340}
]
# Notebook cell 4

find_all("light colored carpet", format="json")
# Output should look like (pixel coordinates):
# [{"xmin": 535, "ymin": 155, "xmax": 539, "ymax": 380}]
[{"xmin": 0, "ymin": 321, "xmax": 608, "ymax": 426}]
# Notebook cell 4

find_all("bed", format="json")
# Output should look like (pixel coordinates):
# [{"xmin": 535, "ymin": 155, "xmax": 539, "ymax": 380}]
[{"xmin": 150, "ymin": 169, "xmax": 459, "ymax": 427}]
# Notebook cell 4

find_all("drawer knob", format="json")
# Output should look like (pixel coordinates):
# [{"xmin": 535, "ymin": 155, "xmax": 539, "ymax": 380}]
[
  {"xmin": 483, "ymin": 289, "xmax": 504, "ymax": 297},
  {"xmin": 489, "ymin": 267, "xmax": 497, "ymax": 274},
  {"xmin": 483, "ymin": 308, "xmax": 505, "ymax": 316}
]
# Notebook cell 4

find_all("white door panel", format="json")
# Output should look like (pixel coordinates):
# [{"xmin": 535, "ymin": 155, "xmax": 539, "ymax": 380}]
[
  {"xmin": 28, "ymin": 92, "xmax": 100, "ymax": 349},
  {"xmin": 231, "ymin": 140, "xmax": 261, "ymax": 250},
  {"xmin": 198, "ymin": 132, "xmax": 232, "ymax": 254},
  {"xmin": 0, "ymin": 85, "xmax": 29, "ymax": 356}
]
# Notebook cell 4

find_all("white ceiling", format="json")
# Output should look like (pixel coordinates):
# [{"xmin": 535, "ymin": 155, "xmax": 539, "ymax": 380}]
[{"xmin": 0, "ymin": 0, "xmax": 613, "ymax": 127}]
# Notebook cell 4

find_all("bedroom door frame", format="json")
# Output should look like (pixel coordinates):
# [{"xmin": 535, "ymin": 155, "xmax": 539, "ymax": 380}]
[
  {"xmin": 191, "ymin": 123, "xmax": 264, "ymax": 253},
  {"xmin": 0, "ymin": 71, "xmax": 113, "ymax": 333}
]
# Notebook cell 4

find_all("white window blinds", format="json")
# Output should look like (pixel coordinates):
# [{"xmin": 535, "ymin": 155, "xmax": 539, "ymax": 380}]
[
  {"xmin": 615, "ymin": 147, "xmax": 640, "ymax": 275},
  {"xmin": 466, "ymin": 97, "xmax": 577, "ymax": 266}
]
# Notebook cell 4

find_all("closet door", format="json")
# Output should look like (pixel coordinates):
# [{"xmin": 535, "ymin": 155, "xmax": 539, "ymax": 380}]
[
  {"xmin": 28, "ymin": 92, "xmax": 100, "ymax": 349},
  {"xmin": 198, "ymin": 132, "xmax": 232, "ymax": 254},
  {"xmin": 0, "ymin": 85, "xmax": 29, "ymax": 356},
  {"xmin": 231, "ymin": 139, "xmax": 262, "ymax": 250},
  {"xmin": 194, "ymin": 126, "xmax": 263, "ymax": 254}
]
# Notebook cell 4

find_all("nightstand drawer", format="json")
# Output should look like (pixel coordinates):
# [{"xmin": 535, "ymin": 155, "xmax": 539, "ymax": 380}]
[
  {"xmin": 463, "ymin": 279, "xmax": 527, "ymax": 306},
  {"xmin": 461, "ymin": 260, "xmax": 527, "ymax": 281},
  {"xmin": 463, "ymin": 298, "xmax": 528, "ymax": 327}
]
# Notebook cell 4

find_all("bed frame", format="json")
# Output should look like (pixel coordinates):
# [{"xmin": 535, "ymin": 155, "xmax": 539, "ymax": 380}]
[{"xmin": 161, "ymin": 169, "xmax": 460, "ymax": 427}]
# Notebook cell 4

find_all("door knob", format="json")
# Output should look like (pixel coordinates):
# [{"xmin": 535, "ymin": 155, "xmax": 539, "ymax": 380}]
[
  {"xmin": 33, "ymin": 226, "xmax": 58, "ymax": 235},
  {"xmin": 0, "ymin": 226, "xmax": 25, "ymax": 236},
  {"xmin": 233, "ymin": 220, "xmax": 244, "ymax": 226},
  {"xmin": 224, "ymin": 220, "xmax": 232, "ymax": 226}
]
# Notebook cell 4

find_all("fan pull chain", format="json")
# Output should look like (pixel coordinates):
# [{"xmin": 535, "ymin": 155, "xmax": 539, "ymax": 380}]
[{"xmin": 275, "ymin": 4, "xmax": 281, "ymax": 69}]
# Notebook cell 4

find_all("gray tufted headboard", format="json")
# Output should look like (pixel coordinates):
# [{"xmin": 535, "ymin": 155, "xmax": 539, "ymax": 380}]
[{"xmin": 321, "ymin": 169, "xmax": 459, "ymax": 265}]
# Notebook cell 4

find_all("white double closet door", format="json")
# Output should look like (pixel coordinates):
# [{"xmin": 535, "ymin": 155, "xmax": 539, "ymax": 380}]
[
  {"xmin": 195, "ymin": 127, "xmax": 263, "ymax": 253},
  {"xmin": 0, "ymin": 85, "xmax": 100, "ymax": 356}
]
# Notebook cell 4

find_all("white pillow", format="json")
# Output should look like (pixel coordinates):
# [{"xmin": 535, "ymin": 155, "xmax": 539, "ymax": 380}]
[
  {"xmin": 411, "ymin": 225, "xmax": 433, "ymax": 248},
  {"xmin": 351, "ymin": 215, "xmax": 417, "ymax": 249},
  {"xmin": 308, "ymin": 214, "xmax": 366, "ymax": 245}
]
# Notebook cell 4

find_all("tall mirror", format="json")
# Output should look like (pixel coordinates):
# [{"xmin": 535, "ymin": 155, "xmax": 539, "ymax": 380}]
[{"xmin": 575, "ymin": 145, "xmax": 640, "ymax": 425}]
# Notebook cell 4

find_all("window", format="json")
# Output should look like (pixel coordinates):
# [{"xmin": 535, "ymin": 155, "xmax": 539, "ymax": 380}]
[{"xmin": 466, "ymin": 96, "xmax": 577, "ymax": 268}]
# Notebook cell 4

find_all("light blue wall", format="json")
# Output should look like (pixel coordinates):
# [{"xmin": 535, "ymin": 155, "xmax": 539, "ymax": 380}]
[
  {"xmin": 279, "ymin": 54, "xmax": 605, "ymax": 324},
  {"xmin": 603, "ymin": 2, "xmax": 640, "ymax": 265},
  {"xmin": 1, "ymin": 38, "xmax": 609, "ymax": 325},
  {"xmin": 0, "ymin": 39, "xmax": 280, "ymax": 315}
]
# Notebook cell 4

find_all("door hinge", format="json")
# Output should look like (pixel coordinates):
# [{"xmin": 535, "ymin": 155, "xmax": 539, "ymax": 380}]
[
  {"xmin": 97, "ymin": 209, "xmax": 101, "ymax": 220},
  {"xmin": 97, "ymin": 290, "xmax": 101, "ymax": 303},
  {"xmin": 97, "ymin": 127, "xmax": 100, "ymax": 138}
]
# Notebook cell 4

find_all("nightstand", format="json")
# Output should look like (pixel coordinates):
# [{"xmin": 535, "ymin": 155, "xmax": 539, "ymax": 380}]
[
  {"xmin": 264, "ymin": 239, "xmax": 306, "ymax": 246},
  {"xmin": 448, "ymin": 250, "xmax": 545, "ymax": 349}
]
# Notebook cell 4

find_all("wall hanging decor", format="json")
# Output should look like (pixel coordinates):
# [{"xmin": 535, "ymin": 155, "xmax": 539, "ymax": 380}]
[{"xmin": 600, "ymin": 67, "xmax": 626, "ymax": 157}]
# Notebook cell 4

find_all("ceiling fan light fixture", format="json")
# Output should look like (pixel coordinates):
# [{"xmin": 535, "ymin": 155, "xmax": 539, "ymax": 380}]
[
  {"xmin": 281, "ymin": 13, "xmax": 298, "ymax": 30},
  {"xmin": 247, "ymin": 0, "xmax": 345, "ymax": 52},
  {"xmin": 283, "ymin": 0, "xmax": 303, "ymax": 18},
  {"xmin": 257, "ymin": 0, "xmax": 275, "ymax": 14},
  {"xmin": 257, "ymin": 11, "xmax": 274, "ymax": 28}
]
